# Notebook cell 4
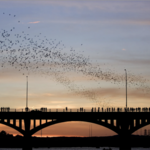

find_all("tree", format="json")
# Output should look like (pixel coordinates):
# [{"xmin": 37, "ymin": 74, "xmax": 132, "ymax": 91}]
[{"xmin": 0, "ymin": 130, "xmax": 6, "ymax": 137}]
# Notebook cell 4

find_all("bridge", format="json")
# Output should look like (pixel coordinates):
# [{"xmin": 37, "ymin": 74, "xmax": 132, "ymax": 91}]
[{"xmin": 0, "ymin": 107, "xmax": 150, "ymax": 150}]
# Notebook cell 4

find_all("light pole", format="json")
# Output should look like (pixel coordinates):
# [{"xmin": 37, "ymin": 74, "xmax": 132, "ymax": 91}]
[
  {"xmin": 25, "ymin": 76, "xmax": 28, "ymax": 112},
  {"xmin": 124, "ymin": 69, "xmax": 127, "ymax": 108}
]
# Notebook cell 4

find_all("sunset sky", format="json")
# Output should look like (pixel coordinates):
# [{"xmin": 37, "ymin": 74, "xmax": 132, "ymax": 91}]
[{"xmin": 0, "ymin": 0, "xmax": 150, "ymax": 137}]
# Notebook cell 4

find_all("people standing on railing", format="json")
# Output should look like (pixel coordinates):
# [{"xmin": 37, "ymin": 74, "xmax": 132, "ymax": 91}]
[
  {"xmin": 7, "ymin": 107, "xmax": 10, "ymax": 112},
  {"xmin": 80, "ymin": 108, "xmax": 83, "ymax": 112},
  {"xmin": 66, "ymin": 107, "xmax": 68, "ymax": 112},
  {"xmin": 0, "ymin": 107, "xmax": 10, "ymax": 112},
  {"xmin": 40, "ymin": 107, "xmax": 47, "ymax": 112},
  {"xmin": 98, "ymin": 107, "xmax": 100, "ymax": 112}
]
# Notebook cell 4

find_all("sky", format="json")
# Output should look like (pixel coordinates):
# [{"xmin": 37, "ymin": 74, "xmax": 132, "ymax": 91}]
[{"xmin": 0, "ymin": 0, "xmax": 150, "ymax": 137}]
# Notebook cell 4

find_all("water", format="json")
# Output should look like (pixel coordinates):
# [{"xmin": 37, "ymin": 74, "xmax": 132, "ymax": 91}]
[{"xmin": 0, "ymin": 147, "xmax": 150, "ymax": 150}]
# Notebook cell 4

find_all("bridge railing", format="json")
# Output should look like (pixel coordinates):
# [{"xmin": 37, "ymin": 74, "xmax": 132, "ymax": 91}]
[{"xmin": 0, "ymin": 107, "xmax": 150, "ymax": 112}]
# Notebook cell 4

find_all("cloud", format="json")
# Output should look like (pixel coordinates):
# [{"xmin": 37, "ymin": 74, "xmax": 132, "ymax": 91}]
[
  {"xmin": 77, "ymin": 87, "xmax": 150, "ymax": 102},
  {"xmin": 45, "ymin": 19, "xmax": 150, "ymax": 26},
  {"xmin": 34, "ymin": 0, "xmax": 150, "ymax": 12},
  {"xmin": 29, "ymin": 21, "xmax": 40, "ymax": 24},
  {"xmin": 112, "ymin": 57, "xmax": 150, "ymax": 66},
  {"xmin": 43, "ymin": 93, "xmax": 54, "ymax": 97}
]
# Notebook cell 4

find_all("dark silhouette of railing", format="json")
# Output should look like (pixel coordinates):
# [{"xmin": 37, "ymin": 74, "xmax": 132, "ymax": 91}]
[{"xmin": 1, "ymin": 107, "xmax": 150, "ymax": 112}]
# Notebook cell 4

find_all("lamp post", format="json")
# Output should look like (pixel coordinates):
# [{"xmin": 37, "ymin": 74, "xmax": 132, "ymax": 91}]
[
  {"xmin": 25, "ymin": 76, "xmax": 28, "ymax": 112},
  {"xmin": 124, "ymin": 69, "xmax": 127, "ymax": 109}
]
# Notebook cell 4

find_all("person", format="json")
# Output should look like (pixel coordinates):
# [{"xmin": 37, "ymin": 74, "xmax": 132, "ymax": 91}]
[
  {"xmin": 25, "ymin": 107, "xmax": 28, "ymax": 112},
  {"xmin": 117, "ymin": 108, "xmax": 119, "ymax": 112},
  {"xmin": 66, "ymin": 107, "xmax": 68, "ymax": 112}
]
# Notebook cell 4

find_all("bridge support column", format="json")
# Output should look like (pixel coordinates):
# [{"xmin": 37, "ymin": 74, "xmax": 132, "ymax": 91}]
[
  {"xmin": 23, "ymin": 119, "xmax": 32, "ymax": 150},
  {"xmin": 118, "ymin": 118, "xmax": 131, "ymax": 150},
  {"xmin": 23, "ymin": 135, "xmax": 32, "ymax": 150},
  {"xmin": 119, "ymin": 133, "xmax": 131, "ymax": 150}
]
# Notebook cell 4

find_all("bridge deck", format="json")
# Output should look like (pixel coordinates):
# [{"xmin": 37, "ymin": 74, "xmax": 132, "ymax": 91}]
[{"xmin": 0, "ymin": 111, "xmax": 149, "ymax": 119}]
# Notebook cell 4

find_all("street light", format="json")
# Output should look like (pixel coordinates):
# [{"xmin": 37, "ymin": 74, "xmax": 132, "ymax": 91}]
[
  {"xmin": 124, "ymin": 69, "xmax": 127, "ymax": 109},
  {"xmin": 25, "ymin": 76, "xmax": 28, "ymax": 112}
]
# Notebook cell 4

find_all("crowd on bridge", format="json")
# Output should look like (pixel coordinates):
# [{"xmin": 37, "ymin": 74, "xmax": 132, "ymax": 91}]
[
  {"xmin": 90, "ymin": 107, "xmax": 150, "ymax": 112},
  {"xmin": 0, "ymin": 107, "xmax": 150, "ymax": 112}
]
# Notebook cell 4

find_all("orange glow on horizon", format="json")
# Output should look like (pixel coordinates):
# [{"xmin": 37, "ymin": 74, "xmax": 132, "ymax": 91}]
[{"xmin": 12, "ymin": 133, "xmax": 89, "ymax": 137}]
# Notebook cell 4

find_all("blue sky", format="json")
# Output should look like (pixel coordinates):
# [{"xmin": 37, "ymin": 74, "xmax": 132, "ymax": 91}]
[{"xmin": 0, "ymin": 0, "xmax": 150, "ymax": 136}]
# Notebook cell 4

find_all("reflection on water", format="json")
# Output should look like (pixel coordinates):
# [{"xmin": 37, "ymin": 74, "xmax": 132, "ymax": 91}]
[{"xmin": 0, "ymin": 147, "xmax": 150, "ymax": 150}]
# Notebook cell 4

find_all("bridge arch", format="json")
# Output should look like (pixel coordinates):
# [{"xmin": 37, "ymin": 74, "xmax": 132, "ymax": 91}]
[
  {"xmin": 131, "ymin": 120, "xmax": 150, "ymax": 134},
  {"xmin": 0, "ymin": 121, "xmax": 24, "ymax": 135},
  {"xmin": 30, "ymin": 119, "xmax": 119, "ymax": 136}
]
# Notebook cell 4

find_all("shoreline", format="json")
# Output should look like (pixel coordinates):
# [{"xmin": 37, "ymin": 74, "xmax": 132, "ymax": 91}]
[{"xmin": 0, "ymin": 136, "xmax": 150, "ymax": 148}]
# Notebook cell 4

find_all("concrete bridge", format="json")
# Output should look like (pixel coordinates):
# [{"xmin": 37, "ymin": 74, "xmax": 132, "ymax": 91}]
[{"xmin": 0, "ymin": 107, "xmax": 150, "ymax": 150}]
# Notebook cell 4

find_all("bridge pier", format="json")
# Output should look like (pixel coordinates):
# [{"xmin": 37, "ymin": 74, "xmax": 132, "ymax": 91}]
[
  {"xmin": 119, "ymin": 134, "xmax": 131, "ymax": 150},
  {"xmin": 118, "ymin": 118, "xmax": 131, "ymax": 150},
  {"xmin": 22, "ymin": 135, "xmax": 32, "ymax": 150},
  {"xmin": 22, "ymin": 118, "xmax": 32, "ymax": 150}
]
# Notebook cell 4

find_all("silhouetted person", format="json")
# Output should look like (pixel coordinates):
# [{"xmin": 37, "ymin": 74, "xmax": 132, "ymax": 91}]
[
  {"xmin": 124, "ymin": 107, "xmax": 127, "ymax": 112},
  {"xmin": 66, "ymin": 107, "xmax": 68, "ymax": 112}
]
